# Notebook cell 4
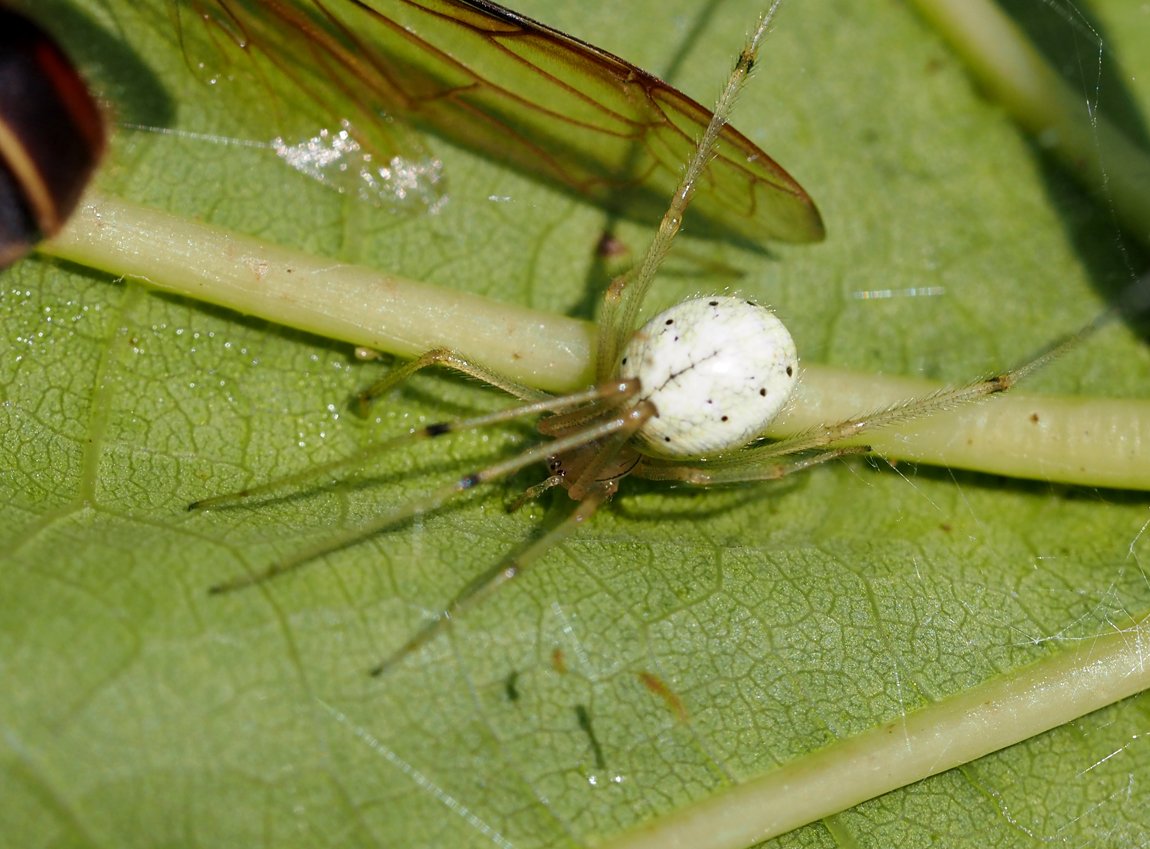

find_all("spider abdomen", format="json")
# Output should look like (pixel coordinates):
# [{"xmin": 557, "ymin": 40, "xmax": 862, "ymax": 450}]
[{"xmin": 619, "ymin": 296, "xmax": 798, "ymax": 458}]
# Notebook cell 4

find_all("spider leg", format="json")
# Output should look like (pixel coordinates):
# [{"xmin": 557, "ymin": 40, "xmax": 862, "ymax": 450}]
[
  {"xmin": 635, "ymin": 445, "xmax": 870, "ymax": 486},
  {"xmin": 201, "ymin": 390, "xmax": 645, "ymax": 594},
  {"xmin": 369, "ymin": 400, "xmax": 655, "ymax": 674},
  {"xmin": 508, "ymin": 475, "xmax": 565, "ymax": 512},
  {"xmin": 744, "ymin": 308, "xmax": 1115, "ymax": 462},
  {"xmin": 189, "ymin": 383, "xmax": 615, "ymax": 513},
  {"xmin": 509, "ymin": 397, "xmax": 654, "ymax": 509},
  {"xmin": 355, "ymin": 347, "xmax": 548, "ymax": 415},
  {"xmin": 369, "ymin": 484, "xmax": 613, "ymax": 678},
  {"xmin": 564, "ymin": 402, "xmax": 655, "ymax": 500},
  {"xmin": 595, "ymin": 1, "xmax": 791, "ymax": 378},
  {"xmin": 631, "ymin": 302, "xmax": 1126, "ymax": 489}
]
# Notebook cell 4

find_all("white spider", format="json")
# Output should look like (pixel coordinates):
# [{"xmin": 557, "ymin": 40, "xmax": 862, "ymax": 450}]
[{"xmin": 192, "ymin": 0, "xmax": 1093, "ymax": 676}]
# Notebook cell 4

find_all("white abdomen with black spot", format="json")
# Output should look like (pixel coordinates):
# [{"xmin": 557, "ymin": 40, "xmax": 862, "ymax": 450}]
[{"xmin": 619, "ymin": 295, "xmax": 798, "ymax": 458}]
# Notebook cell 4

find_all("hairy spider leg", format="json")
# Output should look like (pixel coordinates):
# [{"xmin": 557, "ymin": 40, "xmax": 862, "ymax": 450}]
[
  {"xmin": 595, "ymin": 0, "xmax": 788, "ymax": 381},
  {"xmin": 354, "ymin": 346, "xmax": 549, "ymax": 414},
  {"xmin": 364, "ymin": 290, "xmax": 1140, "ymax": 672},
  {"xmin": 369, "ymin": 406, "xmax": 655, "ymax": 677},
  {"xmin": 633, "ymin": 296, "xmax": 1131, "ymax": 486},
  {"xmin": 356, "ymin": 4, "xmax": 798, "ymax": 671},
  {"xmin": 193, "ymin": 0, "xmax": 1150, "ymax": 675},
  {"xmin": 195, "ymin": 369, "xmax": 642, "ymax": 593},
  {"xmin": 197, "ymin": 3, "xmax": 797, "ymax": 666}
]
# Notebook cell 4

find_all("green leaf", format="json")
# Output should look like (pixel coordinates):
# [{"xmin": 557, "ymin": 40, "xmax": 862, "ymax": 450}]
[{"xmin": 3, "ymin": 1, "xmax": 1148, "ymax": 848}]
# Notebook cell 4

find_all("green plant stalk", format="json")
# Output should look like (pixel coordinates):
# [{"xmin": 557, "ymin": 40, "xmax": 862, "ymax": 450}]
[
  {"xmin": 909, "ymin": 0, "xmax": 1150, "ymax": 247},
  {"xmin": 43, "ymin": 191, "xmax": 1150, "ymax": 489},
  {"xmin": 602, "ymin": 613, "xmax": 1150, "ymax": 849}
]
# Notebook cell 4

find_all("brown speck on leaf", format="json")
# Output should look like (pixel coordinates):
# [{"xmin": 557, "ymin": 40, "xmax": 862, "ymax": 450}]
[
  {"xmin": 639, "ymin": 671, "xmax": 688, "ymax": 721},
  {"xmin": 595, "ymin": 231, "xmax": 629, "ymax": 260},
  {"xmin": 551, "ymin": 647, "xmax": 567, "ymax": 674}
]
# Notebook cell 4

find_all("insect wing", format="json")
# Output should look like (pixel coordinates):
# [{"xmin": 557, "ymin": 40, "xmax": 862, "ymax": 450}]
[
  {"xmin": 181, "ymin": 0, "xmax": 444, "ymax": 207},
  {"xmin": 0, "ymin": 8, "xmax": 105, "ymax": 268},
  {"xmin": 185, "ymin": 0, "xmax": 823, "ymax": 241}
]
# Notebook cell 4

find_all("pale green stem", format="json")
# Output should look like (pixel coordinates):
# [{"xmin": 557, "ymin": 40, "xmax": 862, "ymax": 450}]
[
  {"xmin": 908, "ymin": 0, "xmax": 1150, "ymax": 247},
  {"xmin": 43, "ymin": 192, "xmax": 598, "ymax": 393},
  {"xmin": 41, "ymin": 191, "xmax": 1150, "ymax": 489},
  {"xmin": 600, "ymin": 614, "xmax": 1150, "ymax": 849}
]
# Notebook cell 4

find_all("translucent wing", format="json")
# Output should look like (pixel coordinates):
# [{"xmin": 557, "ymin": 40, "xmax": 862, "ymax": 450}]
[{"xmin": 184, "ymin": 0, "xmax": 824, "ymax": 242}]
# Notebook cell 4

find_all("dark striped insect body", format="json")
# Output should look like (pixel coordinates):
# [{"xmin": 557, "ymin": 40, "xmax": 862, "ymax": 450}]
[{"xmin": 0, "ymin": 7, "xmax": 105, "ymax": 268}]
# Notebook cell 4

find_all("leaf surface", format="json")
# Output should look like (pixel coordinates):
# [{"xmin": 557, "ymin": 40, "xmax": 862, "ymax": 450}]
[{"xmin": 2, "ymin": 1, "xmax": 1149, "ymax": 847}]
